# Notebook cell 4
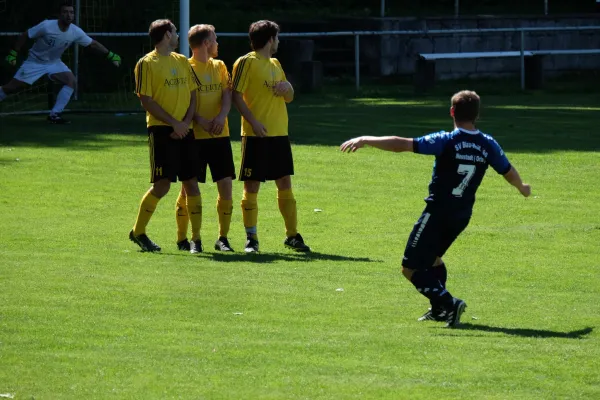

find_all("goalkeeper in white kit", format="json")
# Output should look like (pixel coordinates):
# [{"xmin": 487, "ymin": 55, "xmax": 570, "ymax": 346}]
[{"xmin": 0, "ymin": 0, "xmax": 121, "ymax": 124}]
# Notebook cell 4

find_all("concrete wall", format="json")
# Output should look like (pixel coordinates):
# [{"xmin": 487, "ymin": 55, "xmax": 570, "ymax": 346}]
[{"xmin": 374, "ymin": 16, "xmax": 600, "ymax": 79}]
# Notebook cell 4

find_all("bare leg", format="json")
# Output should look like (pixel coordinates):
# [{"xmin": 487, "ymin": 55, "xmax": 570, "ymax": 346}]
[
  {"xmin": 0, "ymin": 79, "xmax": 29, "ymax": 99},
  {"xmin": 216, "ymin": 177, "xmax": 233, "ymax": 201}
]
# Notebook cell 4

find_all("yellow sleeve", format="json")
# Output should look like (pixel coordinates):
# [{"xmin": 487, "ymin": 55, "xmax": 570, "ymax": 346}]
[
  {"xmin": 231, "ymin": 56, "xmax": 252, "ymax": 93},
  {"xmin": 218, "ymin": 61, "xmax": 231, "ymax": 89},
  {"xmin": 273, "ymin": 58, "xmax": 287, "ymax": 81},
  {"xmin": 134, "ymin": 58, "xmax": 152, "ymax": 97},
  {"xmin": 186, "ymin": 60, "xmax": 200, "ymax": 92}
]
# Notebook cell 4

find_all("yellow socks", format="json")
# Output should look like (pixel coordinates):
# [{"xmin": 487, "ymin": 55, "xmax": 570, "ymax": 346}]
[
  {"xmin": 133, "ymin": 190, "xmax": 161, "ymax": 236},
  {"xmin": 186, "ymin": 194, "xmax": 202, "ymax": 241},
  {"xmin": 175, "ymin": 191, "xmax": 189, "ymax": 242},
  {"xmin": 277, "ymin": 189, "xmax": 297, "ymax": 238},
  {"xmin": 241, "ymin": 191, "xmax": 258, "ymax": 234},
  {"xmin": 217, "ymin": 197, "xmax": 233, "ymax": 238}
]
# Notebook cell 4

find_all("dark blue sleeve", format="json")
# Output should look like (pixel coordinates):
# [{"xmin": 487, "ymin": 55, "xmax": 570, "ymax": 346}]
[
  {"xmin": 413, "ymin": 131, "xmax": 453, "ymax": 156},
  {"xmin": 486, "ymin": 136, "xmax": 511, "ymax": 175}
]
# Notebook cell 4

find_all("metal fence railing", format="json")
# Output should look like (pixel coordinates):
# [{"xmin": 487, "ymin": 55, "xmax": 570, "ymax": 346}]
[
  {"xmin": 2, "ymin": 25, "xmax": 600, "ymax": 91},
  {"xmin": 378, "ymin": 0, "xmax": 589, "ymax": 17}
]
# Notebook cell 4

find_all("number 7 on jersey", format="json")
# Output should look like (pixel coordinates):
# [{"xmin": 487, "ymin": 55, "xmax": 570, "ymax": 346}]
[{"xmin": 452, "ymin": 164, "xmax": 476, "ymax": 197}]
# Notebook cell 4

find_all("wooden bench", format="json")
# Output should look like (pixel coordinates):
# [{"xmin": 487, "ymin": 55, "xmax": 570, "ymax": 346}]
[
  {"xmin": 414, "ymin": 49, "xmax": 600, "ymax": 92},
  {"xmin": 419, "ymin": 51, "xmax": 533, "ymax": 61}
]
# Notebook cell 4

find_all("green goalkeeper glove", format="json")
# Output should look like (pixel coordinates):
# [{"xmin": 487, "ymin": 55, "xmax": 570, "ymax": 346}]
[
  {"xmin": 5, "ymin": 50, "xmax": 17, "ymax": 66},
  {"xmin": 107, "ymin": 51, "xmax": 121, "ymax": 67}
]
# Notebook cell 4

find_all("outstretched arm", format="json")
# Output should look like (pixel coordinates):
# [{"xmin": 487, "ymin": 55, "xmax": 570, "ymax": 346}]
[
  {"xmin": 88, "ymin": 40, "xmax": 109, "ymax": 55},
  {"xmin": 88, "ymin": 40, "xmax": 121, "ymax": 66},
  {"xmin": 14, "ymin": 32, "xmax": 29, "ymax": 52},
  {"xmin": 340, "ymin": 136, "xmax": 414, "ymax": 153},
  {"xmin": 5, "ymin": 32, "xmax": 28, "ymax": 66},
  {"xmin": 503, "ymin": 166, "xmax": 531, "ymax": 197}
]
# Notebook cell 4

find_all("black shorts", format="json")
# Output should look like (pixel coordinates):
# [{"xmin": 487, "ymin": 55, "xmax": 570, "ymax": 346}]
[
  {"xmin": 402, "ymin": 206, "xmax": 471, "ymax": 270},
  {"xmin": 195, "ymin": 137, "xmax": 236, "ymax": 183},
  {"xmin": 239, "ymin": 136, "xmax": 294, "ymax": 182},
  {"xmin": 148, "ymin": 126, "xmax": 198, "ymax": 183}
]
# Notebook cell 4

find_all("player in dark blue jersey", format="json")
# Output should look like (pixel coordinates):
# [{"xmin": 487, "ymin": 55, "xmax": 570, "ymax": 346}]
[{"xmin": 340, "ymin": 90, "xmax": 531, "ymax": 327}]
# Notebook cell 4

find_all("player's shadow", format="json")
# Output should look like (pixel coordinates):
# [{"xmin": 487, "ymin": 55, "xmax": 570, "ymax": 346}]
[
  {"xmin": 0, "ymin": 158, "xmax": 21, "ymax": 165},
  {"xmin": 129, "ymin": 250, "xmax": 379, "ymax": 264},
  {"xmin": 202, "ymin": 251, "xmax": 380, "ymax": 264},
  {"xmin": 454, "ymin": 323, "xmax": 594, "ymax": 339}
]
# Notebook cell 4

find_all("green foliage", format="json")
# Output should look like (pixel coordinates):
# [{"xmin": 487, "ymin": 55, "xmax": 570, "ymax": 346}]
[
  {"xmin": 0, "ymin": 0, "xmax": 596, "ymax": 32},
  {"xmin": 1, "ymin": 86, "xmax": 599, "ymax": 398}
]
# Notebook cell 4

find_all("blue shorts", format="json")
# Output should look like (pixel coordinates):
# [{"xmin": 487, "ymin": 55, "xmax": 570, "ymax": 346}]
[{"xmin": 402, "ymin": 206, "xmax": 470, "ymax": 270}]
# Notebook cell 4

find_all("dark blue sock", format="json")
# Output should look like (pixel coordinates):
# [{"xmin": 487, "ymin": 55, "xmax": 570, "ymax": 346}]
[
  {"xmin": 432, "ymin": 263, "xmax": 447, "ymax": 288},
  {"xmin": 410, "ymin": 269, "xmax": 453, "ymax": 307}
]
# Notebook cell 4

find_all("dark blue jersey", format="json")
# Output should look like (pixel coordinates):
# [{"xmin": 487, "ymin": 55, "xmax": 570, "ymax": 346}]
[{"xmin": 413, "ymin": 128, "xmax": 511, "ymax": 216}]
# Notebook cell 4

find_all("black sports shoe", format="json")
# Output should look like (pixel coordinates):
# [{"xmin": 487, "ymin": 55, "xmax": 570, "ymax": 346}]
[
  {"xmin": 245, "ymin": 236, "xmax": 259, "ymax": 253},
  {"xmin": 177, "ymin": 239, "xmax": 191, "ymax": 251},
  {"xmin": 190, "ymin": 240, "xmax": 203, "ymax": 254},
  {"xmin": 284, "ymin": 233, "xmax": 311, "ymax": 252},
  {"xmin": 214, "ymin": 236, "xmax": 234, "ymax": 252},
  {"xmin": 445, "ymin": 298, "xmax": 467, "ymax": 328},
  {"xmin": 417, "ymin": 307, "xmax": 447, "ymax": 322},
  {"xmin": 129, "ymin": 230, "xmax": 161, "ymax": 252},
  {"xmin": 47, "ymin": 113, "xmax": 70, "ymax": 124}
]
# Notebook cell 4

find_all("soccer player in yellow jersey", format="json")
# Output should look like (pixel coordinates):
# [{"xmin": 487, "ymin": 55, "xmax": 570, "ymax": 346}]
[
  {"xmin": 173, "ymin": 24, "xmax": 236, "ymax": 252},
  {"xmin": 129, "ymin": 19, "xmax": 203, "ymax": 254},
  {"xmin": 231, "ymin": 20, "xmax": 310, "ymax": 253}
]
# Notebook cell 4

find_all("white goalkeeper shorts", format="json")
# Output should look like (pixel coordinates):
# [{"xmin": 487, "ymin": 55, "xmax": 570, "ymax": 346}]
[{"xmin": 14, "ymin": 60, "xmax": 72, "ymax": 85}]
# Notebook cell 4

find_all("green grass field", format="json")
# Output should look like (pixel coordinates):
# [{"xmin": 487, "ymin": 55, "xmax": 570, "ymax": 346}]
[{"xmin": 1, "ymin": 86, "xmax": 599, "ymax": 399}]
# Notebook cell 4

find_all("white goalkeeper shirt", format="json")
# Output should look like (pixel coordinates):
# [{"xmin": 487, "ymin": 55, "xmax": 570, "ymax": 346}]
[{"xmin": 27, "ymin": 19, "xmax": 93, "ymax": 64}]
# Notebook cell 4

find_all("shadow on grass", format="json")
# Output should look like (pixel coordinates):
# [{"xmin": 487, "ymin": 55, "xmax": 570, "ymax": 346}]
[
  {"xmin": 2, "ymin": 83, "xmax": 600, "ymax": 153},
  {"xmin": 205, "ymin": 251, "xmax": 379, "ymax": 264},
  {"xmin": 454, "ymin": 323, "xmax": 594, "ymax": 339},
  {"xmin": 289, "ymin": 95, "xmax": 600, "ymax": 152},
  {"xmin": 0, "ymin": 114, "xmax": 146, "ymax": 150},
  {"xmin": 0, "ymin": 158, "xmax": 21, "ymax": 164},
  {"xmin": 132, "ymin": 250, "xmax": 379, "ymax": 264}
]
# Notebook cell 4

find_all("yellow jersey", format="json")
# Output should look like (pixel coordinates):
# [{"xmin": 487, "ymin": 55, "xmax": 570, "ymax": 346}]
[
  {"xmin": 134, "ymin": 50, "xmax": 199, "ymax": 128},
  {"xmin": 189, "ymin": 57, "xmax": 231, "ymax": 140},
  {"xmin": 231, "ymin": 51, "xmax": 289, "ymax": 137}
]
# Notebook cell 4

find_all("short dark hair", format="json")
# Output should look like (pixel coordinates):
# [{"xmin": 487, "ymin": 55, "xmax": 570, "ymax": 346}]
[
  {"xmin": 248, "ymin": 20, "xmax": 279, "ymax": 51},
  {"xmin": 451, "ymin": 90, "xmax": 480, "ymax": 123},
  {"xmin": 60, "ymin": 0, "xmax": 74, "ymax": 10},
  {"xmin": 188, "ymin": 24, "xmax": 215, "ymax": 49},
  {"xmin": 149, "ymin": 19, "xmax": 173, "ymax": 46}
]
